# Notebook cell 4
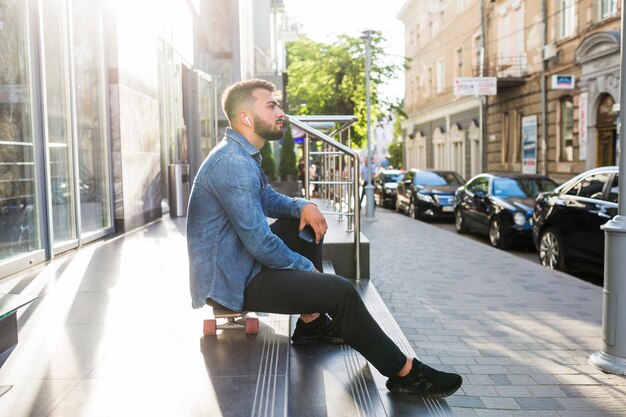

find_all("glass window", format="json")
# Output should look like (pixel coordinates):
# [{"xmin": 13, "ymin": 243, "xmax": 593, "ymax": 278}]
[
  {"xmin": 467, "ymin": 177, "xmax": 489, "ymax": 194},
  {"xmin": 599, "ymin": 0, "xmax": 618, "ymax": 20},
  {"xmin": 72, "ymin": 0, "xmax": 111, "ymax": 235},
  {"xmin": 608, "ymin": 174, "xmax": 619, "ymax": 203},
  {"xmin": 43, "ymin": 0, "xmax": 77, "ymax": 246},
  {"xmin": 414, "ymin": 171, "xmax": 464, "ymax": 187},
  {"xmin": 567, "ymin": 173, "xmax": 610, "ymax": 199},
  {"xmin": 560, "ymin": 97, "xmax": 574, "ymax": 161},
  {"xmin": 0, "ymin": 0, "xmax": 42, "ymax": 261},
  {"xmin": 558, "ymin": 0, "xmax": 576, "ymax": 40},
  {"xmin": 492, "ymin": 177, "xmax": 557, "ymax": 198},
  {"xmin": 436, "ymin": 59, "xmax": 445, "ymax": 93},
  {"xmin": 384, "ymin": 173, "xmax": 404, "ymax": 183}
]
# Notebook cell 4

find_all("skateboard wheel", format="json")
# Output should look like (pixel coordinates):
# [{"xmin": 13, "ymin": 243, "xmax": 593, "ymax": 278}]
[
  {"xmin": 245, "ymin": 317, "xmax": 259, "ymax": 335},
  {"xmin": 203, "ymin": 319, "xmax": 217, "ymax": 336}
]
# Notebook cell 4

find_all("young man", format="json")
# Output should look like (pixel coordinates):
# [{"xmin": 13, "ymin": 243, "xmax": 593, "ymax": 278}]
[{"xmin": 186, "ymin": 79, "xmax": 462, "ymax": 398}]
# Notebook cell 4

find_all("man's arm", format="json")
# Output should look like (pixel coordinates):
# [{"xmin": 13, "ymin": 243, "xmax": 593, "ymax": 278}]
[
  {"xmin": 209, "ymin": 156, "xmax": 314, "ymax": 271},
  {"xmin": 264, "ymin": 184, "xmax": 328, "ymax": 244}
]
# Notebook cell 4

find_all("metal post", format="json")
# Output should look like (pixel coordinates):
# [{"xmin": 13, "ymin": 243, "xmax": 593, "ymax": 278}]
[
  {"xmin": 361, "ymin": 29, "xmax": 376, "ymax": 220},
  {"xmin": 304, "ymin": 134, "xmax": 310, "ymax": 199},
  {"xmin": 540, "ymin": 0, "xmax": 548, "ymax": 176},
  {"xmin": 589, "ymin": 0, "xmax": 626, "ymax": 374}
]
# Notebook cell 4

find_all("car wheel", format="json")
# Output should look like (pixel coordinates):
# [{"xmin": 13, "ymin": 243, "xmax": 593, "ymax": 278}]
[
  {"xmin": 539, "ymin": 228, "xmax": 567, "ymax": 271},
  {"xmin": 489, "ymin": 217, "xmax": 509, "ymax": 249},
  {"xmin": 455, "ymin": 209, "xmax": 469, "ymax": 234},
  {"xmin": 408, "ymin": 200, "xmax": 418, "ymax": 219}
]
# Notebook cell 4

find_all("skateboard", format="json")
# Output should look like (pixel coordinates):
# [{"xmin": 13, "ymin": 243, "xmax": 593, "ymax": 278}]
[{"xmin": 203, "ymin": 306, "xmax": 259, "ymax": 336}]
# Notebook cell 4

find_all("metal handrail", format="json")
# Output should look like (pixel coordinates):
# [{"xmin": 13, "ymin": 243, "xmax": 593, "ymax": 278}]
[{"xmin": 286, "ymin": 114, "xmax": 361, "ymax": 280}]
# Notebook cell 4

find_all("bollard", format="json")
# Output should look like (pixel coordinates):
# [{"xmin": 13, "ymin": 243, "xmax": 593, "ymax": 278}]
[{"xmin": 168, "ymin": 163, "xmax": 190, "ymax": 217}]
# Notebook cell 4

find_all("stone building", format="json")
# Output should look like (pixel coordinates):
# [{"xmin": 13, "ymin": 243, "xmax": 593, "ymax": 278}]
[
  {"xmin": 398, "ymin": 0, "xmax": 484, "ymax": 181},
  {"xmin": 398, "ymin": 0, "xmax": 622, "ymax": 183},
  {"xmin": 485, "ymin": 0, "xmax": 621, "ymax": 182}
]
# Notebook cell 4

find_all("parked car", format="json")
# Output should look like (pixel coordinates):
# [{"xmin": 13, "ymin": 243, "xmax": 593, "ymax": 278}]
[
  {"xmin": 396, "ymin": 169, "xmax": 465, "ymax": 219},
  {"xmin": 532, "ymin": 166, "xmax": 619, "ymax": 274},
  {"xmin": 454, "ymin": 173, "xmax": 557, "ymax": 249},
  {"xmin": 373, "ymin": 169, "xmax": 404, "ymax": 208}
]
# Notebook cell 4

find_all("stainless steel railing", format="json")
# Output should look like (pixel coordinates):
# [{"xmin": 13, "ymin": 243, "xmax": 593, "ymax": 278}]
[{"xmin": 286, "ymin": 115, "xmax": 361, "ymax": 280}]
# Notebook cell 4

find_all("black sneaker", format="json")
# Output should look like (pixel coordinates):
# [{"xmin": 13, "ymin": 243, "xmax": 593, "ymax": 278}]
[
  {"xmin": 291, "ymin": 314, "xmax": 345, "ymax": 345},
  {"xmin": 386, "ymin": 358, "xmax": 463, "ymax": 398}
]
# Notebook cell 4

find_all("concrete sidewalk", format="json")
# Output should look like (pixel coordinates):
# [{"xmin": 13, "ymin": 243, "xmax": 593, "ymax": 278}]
[
  {"xmin": 1, "ymin": 207, "xmax": 625, "ymax": 416},
  {"xmin": 362, "ymin": 208, "xmax": 626, "ymax": 417}
]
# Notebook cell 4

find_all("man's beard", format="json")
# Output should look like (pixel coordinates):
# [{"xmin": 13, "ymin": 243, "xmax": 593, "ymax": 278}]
[{"xmin": 253, "ymin": 114, "xmax": 284, "ymax": 141}]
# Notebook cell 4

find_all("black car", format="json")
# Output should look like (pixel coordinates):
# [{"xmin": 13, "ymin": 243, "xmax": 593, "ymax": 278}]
[
  {"xmin": 454, "ymin": 173, "xmax": 557, "ymax": 249},
  {"xmin": 396, "ymin": 169, "xmax": 465, "ymax": 219},
  {"xmin": 532, "ymin": 166, "xmax": 619, "ymax": 274},
  {"xmin": 373, "ymin": 169, "xmax": 404, "ymax": 208}
]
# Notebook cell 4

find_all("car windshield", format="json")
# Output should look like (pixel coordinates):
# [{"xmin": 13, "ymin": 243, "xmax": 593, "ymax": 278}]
[
  {"xmin": 384, "ymin": 173, "xmax": 403, "ymax": 183},
  {"xmin": 492, "ymin": 177, "xmax": 556, "ymax": 198},
  {"xmin": 414, "ymin": 172, "xmax": 464, "ymax": 187}
]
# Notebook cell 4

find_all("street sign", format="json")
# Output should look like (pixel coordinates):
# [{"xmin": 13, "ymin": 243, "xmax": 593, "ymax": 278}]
[
  {"xmin": 453, "ymin": 77, "xmax": 497, "ymax": 96},
  {"xmin": 551, "ymin": 74, "xmax": 575, "ymax": 89}
]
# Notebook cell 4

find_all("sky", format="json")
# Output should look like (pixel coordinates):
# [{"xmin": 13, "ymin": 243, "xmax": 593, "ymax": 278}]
[{"xmin": 281, "ymin": 0, "xmax": 407, "ymax": 102}]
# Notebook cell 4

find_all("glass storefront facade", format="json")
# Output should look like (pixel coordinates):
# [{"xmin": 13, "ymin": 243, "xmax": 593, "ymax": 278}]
[
  {"xmin": 0, "ymin": 0, "xmax": 112, "ymax": 277},
  {"xmin": 0, "ymin": 0, "xmax": 42, "ymax": 262}
]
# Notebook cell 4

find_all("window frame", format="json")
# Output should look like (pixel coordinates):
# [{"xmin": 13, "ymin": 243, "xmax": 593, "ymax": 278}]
[
  {"xmin": 558, "ymin": 0, "xmax": 576, "ymax": 40},
  {"xmin": 559, "ymin": 96, "xmax": 574, "ymax": 162}
]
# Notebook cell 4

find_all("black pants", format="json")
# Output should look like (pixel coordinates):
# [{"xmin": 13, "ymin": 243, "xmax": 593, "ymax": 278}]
[{"xmin": 242, "ymin": 218, "xmax": 407, "ymax": 377}]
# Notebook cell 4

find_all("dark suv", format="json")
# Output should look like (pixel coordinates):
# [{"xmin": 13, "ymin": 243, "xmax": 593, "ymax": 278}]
[{"xmin": 531, "ymin": 166, "xmax": 619, "ymax": 274}]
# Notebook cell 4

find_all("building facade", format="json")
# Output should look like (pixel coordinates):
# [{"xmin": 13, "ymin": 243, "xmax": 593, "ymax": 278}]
[
  {"xmin": 398, "ymin": 0, "xmax": 622, "ymax": 184},
  {"xmin": 398, "ymin": 0, "xmax": 484, "ymax": 180},
  {"xmin": 0, "ymin": 0, "xmax": 285, "ymax": 279},
  {"xmin": 485, "ymin": 0, "xmax": 621, "ymax": 183}
]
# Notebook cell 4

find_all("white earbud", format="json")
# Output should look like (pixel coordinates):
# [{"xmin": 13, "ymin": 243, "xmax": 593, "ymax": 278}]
[{"xmin": 244, "ymin": 116, "xmax": 251, "ymax": 127}]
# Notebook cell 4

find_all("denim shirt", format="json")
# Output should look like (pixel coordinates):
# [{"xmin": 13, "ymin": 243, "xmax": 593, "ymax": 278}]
[{"xmin": 187, "ymin": 128, "xmax": 314, "ymax": 310}]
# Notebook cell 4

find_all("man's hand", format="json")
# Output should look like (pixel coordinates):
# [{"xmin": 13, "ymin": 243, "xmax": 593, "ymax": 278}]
[{"xmin": 300, "ymin": 203, "xmax": 328, "ymax": 244}]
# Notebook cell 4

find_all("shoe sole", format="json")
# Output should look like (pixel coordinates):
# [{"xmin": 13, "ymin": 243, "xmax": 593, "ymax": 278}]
[{"xmin": 386, "ymin": 380, "xmax": 463, "ymax": 399}]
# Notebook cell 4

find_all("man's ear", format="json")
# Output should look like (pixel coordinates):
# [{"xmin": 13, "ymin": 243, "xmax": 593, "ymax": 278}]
[{"xmin": 239, "ymin": 112, "xmax": 251, "ymax": 127}]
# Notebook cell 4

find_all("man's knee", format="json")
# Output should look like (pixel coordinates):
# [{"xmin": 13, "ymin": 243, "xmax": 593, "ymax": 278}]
[{"xmin": 326, "ymin": 275, "xmax": 359, "ymax": 301}]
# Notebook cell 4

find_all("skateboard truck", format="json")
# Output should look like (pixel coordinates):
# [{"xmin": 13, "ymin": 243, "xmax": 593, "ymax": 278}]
[{"xmin": 203, "ymin": 299, "xmax": 259, "ymax": 336}]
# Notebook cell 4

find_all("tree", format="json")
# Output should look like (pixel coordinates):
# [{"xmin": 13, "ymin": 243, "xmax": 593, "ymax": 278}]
[
  {"xmin": 388, "ymin": 103, "xmax": 406, "ymax": 169},
  {"xmin": 286, "ymin": 33, "xmax": 405, "ymax": 147},
  {"xmin": 260, "ymin": 142, "xmax": 276, "ymax": 179},
  {"xmin": 279, "ymin": 124, "xmax": 298, "ymax": 179}
]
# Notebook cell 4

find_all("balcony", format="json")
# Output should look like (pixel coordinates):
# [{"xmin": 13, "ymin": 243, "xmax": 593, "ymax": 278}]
[{"xmin": 475, "ymin": 54, "xmax": 527, "ymax": 89}]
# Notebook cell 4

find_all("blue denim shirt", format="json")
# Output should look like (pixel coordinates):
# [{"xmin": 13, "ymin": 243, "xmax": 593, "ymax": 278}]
[{"xmin": 187, "ymin": 128, "xmax": 314, "ymax": 310}]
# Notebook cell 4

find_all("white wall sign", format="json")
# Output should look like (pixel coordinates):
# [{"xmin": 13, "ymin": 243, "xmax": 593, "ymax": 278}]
[
  {"xmin": 551, "ymin": 74, "xmax": 575, "ymax": 89},
  {"xmin": 453, "ymin": 77, "xmax": 497, "ymax": 96},
  {"xmin": 579, "ymin": 92, "xmax": 588, "ymax": 160},
  {"xmin": 522, "ymin": 115, "xmax": 538, "ymax": 174}
]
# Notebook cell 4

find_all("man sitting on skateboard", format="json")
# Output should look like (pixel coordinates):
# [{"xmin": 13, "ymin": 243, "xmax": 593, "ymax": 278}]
[{"xmin": 186, "ymin": 79, "xmax": 462, "ymax": 398}]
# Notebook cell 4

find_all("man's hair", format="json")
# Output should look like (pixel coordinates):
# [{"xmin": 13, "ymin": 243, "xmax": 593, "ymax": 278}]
[{"xmin": 221, "ymin": 79, "xmax": 276, "ymax": 121}]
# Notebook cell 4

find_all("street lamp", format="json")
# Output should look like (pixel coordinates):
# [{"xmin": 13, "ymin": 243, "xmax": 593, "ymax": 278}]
[
  {"xmin": 361, "ymin": 29, "xmax": 376, "ymax": 220},
  {"xmin": 588, "ymin": 0, "xmax": 626, "ymax": 375}
]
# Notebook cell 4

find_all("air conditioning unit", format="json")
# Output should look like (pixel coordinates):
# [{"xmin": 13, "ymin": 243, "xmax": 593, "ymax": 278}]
[{"xmin": 543, "ymin": 43, "xmax": 558, "ymax": 61}]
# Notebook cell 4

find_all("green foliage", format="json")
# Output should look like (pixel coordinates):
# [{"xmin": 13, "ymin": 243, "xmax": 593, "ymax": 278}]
[
  {"xmin": 279, "ymin": 125, "xmax": 298, "ymax": 177},
  {"xmin": 388, "ymin": 103, "xmax": 405, "ymax": 169},
  {"xmin": 387, "ymin": 139, "xmax": 404, "ymax": 169},
  {"xmin": 286, "ymin": 33, "xmax": 405, "ymax": 147},
  {"xmin": 260, "ymin": 142, "xmax": 276, "ymax": 178}
]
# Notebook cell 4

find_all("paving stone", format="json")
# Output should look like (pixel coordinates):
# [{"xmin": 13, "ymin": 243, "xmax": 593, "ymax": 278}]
[
  {"xmin": 445, "ymin": 395, "xmax": 485, "ymax": 408},
  {"xmin": 480, "ymin": 396, "xmax": 521, "ymax": 410},
  {"xmin": 362, "ymin": 210, "xmax": 626, "ymax": 417}
]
